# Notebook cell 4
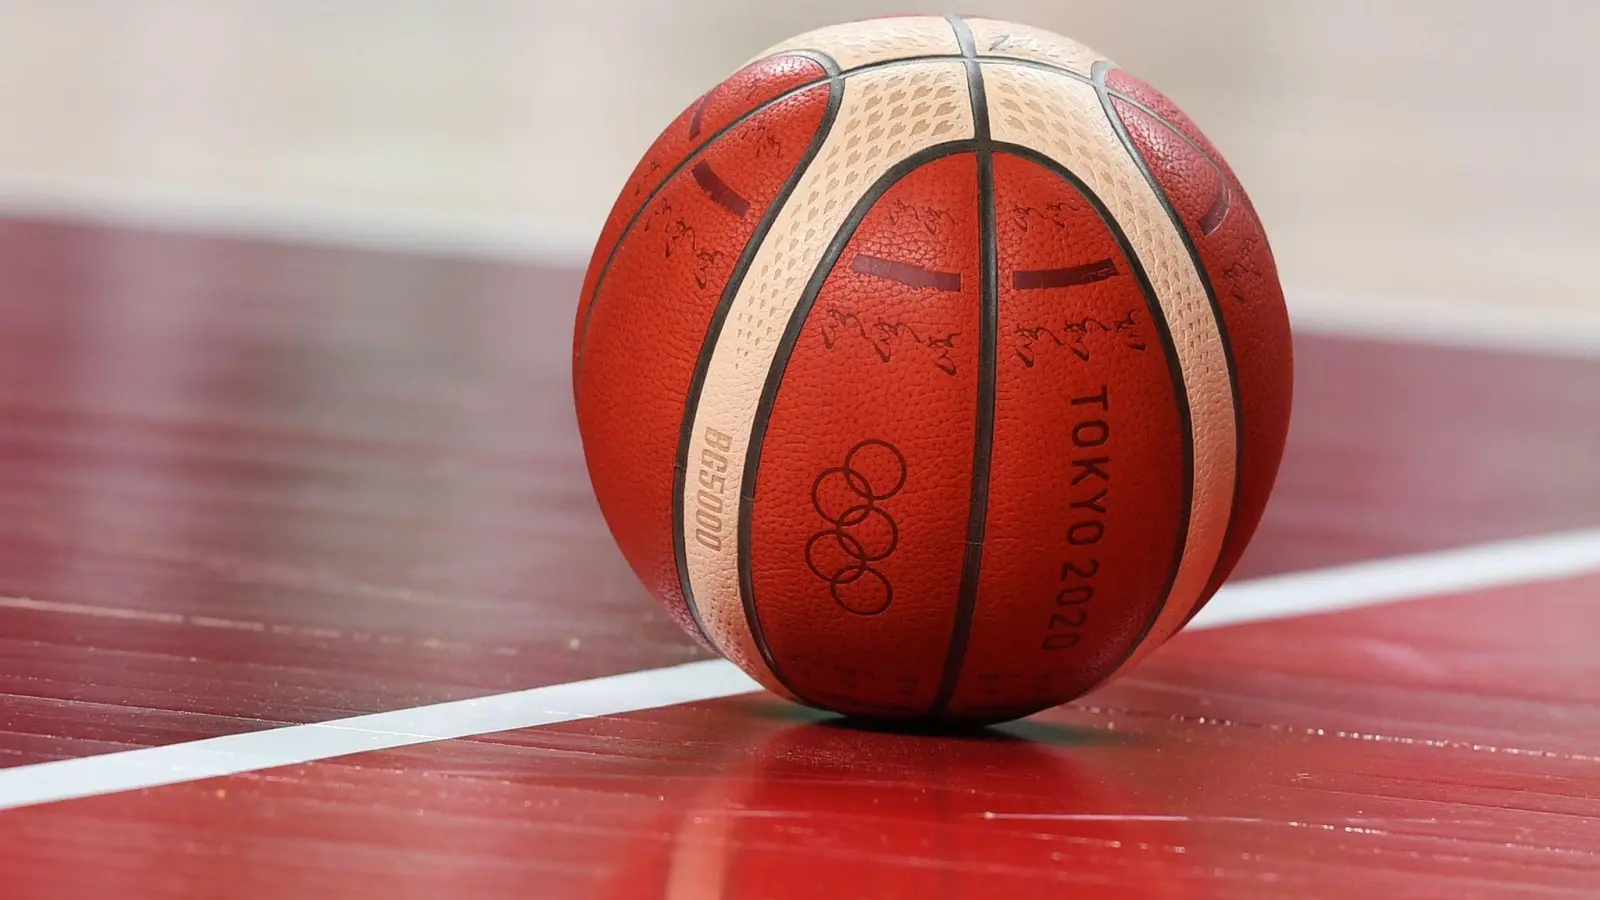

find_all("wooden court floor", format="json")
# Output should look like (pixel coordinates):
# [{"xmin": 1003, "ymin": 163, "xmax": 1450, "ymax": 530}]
[{"xmin": 0, "ymin": 217, "xmax": 1598, "ymax": 898}]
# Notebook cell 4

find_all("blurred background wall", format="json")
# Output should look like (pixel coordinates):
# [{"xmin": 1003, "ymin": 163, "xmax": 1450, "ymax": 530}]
[{"xmin": 1, "ymin": 0, "xmax": 1596, "ymax": 342}]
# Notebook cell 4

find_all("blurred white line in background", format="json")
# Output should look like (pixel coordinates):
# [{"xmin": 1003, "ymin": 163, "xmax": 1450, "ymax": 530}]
[{"xmin": 3, "ymin": 173, "xmax": 1595, "ymax": 360}]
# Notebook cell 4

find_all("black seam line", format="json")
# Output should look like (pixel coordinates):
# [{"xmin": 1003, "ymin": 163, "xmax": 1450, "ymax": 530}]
[
  {"xmin": 993, "ymin": 137, "xmax": 1196, "ymax": 681},
  {"xmin": 1094, "ymin": 59, "xmax": 1244, "ymax": 618},
  {"xmin": 976, "ymin": 54, "xmax": 1232, "ymax": 180},
  {"xmin": 1107, "ymin": 92, "xmax": 1226, "ymax": 174},
  {"xmin": 781, "ymin": 48, "xmax": 841, "ymax": 74},
  {"xmin": 929, "ymin": 14, "xmax": 996, "ymax": 718},
  {"xmin": 969, "ymin": 51, "xmax": 1242, "ymax": 176},
  {"xmin": 740, "ymin": 140, "xmax": 983, "ymax": 708},
  {"xmin": 572, "ymin": 50, "xmax": 850, "ymax": 395},
  {"xmin": 669, "ymin": 54, "xmax": 845, "ymax": 651},
  {"xmin": 570, "ymin": 43, "xmax": 1225, "ymax": 660},
  {"xmin": 970, "ymin": 55, "xmax": 1225, "ymax": 160},
  {"xmin": 1089, "ymin": 59, "xmax": 1241, "ymax": 661},
  {"xmin": 571, "ymin": 50, "xmax": 1150, "ymax": 394},
  {"xmin": 947, "ymin": 14, "xmax": 987, "ymax": 137}
]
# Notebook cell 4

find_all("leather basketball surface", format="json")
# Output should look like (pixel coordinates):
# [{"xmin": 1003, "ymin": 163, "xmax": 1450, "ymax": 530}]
[{"xmin": 573, "ymin": 15, "xmax": 1293, "ymax": 724}]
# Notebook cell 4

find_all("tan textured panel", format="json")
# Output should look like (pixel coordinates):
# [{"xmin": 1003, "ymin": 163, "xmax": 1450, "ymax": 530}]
[
  {"xmin": 681, "ymin": 61, "xmax": 975, "ymax": 688},
  {"xmin": 966, "ymin": 18, "xmax": 1110, "ymax": 78},
  {"xmin": 981, "ymin": 62, "xmax": 1235, "ymax": 669},
  {"xmin": 749, "ymin": 15, "xmax": 962, "ymax": 72}
]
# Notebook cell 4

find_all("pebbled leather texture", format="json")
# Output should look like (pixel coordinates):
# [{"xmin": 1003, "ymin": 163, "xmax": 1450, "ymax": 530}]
[
  {"xmin": 1105, "ymin": 69, "xmax": 1294, "ymax": 628},
  {"xmin": 678, "ymin": 61, "xmax": 976, "ymax": 690},
  {"xmin": 573, "ymin": 15, "xmax": 1292, "ymax": 723},
  {"xmin": 948, "ymin": 151, "xmax": 1189, "ymax": 722},
  {"xmin": 574, "ymin": 54, "xmax": 830, "ymax": 396},
  {"xmin": 749, "ymin": 152, "xmax": 981, "ymax": 717},
  {"xmin": 575, "ymin": 78, "xmax": 833, "ymax": 649},
  {"xmin": 982, "ymin": 61, "xmax": 1238, "ymax": 684}
]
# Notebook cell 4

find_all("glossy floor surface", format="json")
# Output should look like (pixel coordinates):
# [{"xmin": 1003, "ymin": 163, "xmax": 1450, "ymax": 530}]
[{"xmin": 1, "ymin": 218, "xmax": 1598, "ymax": 898}]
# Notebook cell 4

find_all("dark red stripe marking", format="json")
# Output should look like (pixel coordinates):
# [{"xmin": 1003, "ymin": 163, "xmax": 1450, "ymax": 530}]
[
  {"xmin": 850, "ymin": 253, "xmax": 962, "ymax": 292},
  {"xmin": 1200, "ymin": 180, "xmax": 1231, "ymax": 235},
  {"xmin": 1013, "ymin": 258, "xmax": 1119, "ymax": 290},
  {"xmin": 687, "ymin": 95, "xmax": 709, "ymax": 139},
  {"xmin": 691, "ymin": 161, "xmax": 750, "ymax": 217}
]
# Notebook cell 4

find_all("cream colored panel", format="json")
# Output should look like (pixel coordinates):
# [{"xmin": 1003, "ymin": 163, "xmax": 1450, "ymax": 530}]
[
  {"xmin": 982, "ymin": 62, "xmax": 1235, "ymax": 669},
  {"xmin": 680, "ymin": 61, "xmax": 975, "ymax": 687},
  {"xmin": 965, "ymin": 19, "xmax": 1110, "ymax": 78},
  {"xmin": 749, "ymin": 15, "xmax": 962, "ymax": 72}
]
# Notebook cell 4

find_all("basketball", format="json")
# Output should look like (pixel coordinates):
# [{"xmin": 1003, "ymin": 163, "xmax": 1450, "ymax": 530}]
[{"xmin": 573, "ymin": 15, "xmax": 1293, "ymax": 724}]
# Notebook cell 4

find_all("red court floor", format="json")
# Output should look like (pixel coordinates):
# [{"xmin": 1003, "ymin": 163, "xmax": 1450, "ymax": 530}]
[{"xmin": 0, "ymin": 217, "xmax": 1598, "ymax": 898}]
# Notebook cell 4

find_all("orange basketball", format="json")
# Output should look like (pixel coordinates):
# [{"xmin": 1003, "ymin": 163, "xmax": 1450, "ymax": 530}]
[{"xmin": 573, "ymin": 15, "xmax": 1293, "ymax": 724}]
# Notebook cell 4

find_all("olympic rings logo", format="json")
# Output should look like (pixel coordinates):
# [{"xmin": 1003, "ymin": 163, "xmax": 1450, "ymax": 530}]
[{"xmin": 805, "ymin": 439, "xmax": 906, "ymax": 616}]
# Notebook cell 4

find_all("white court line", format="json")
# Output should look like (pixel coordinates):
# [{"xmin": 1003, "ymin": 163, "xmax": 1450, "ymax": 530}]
[
  {"xmin": 1187, "ymin": 528, "xmax": 1600, "ymax": 630},
  {"xmin": 0, "ymin": 175, "xmax": 595, "ymax": 265},
  {"xmin": 0, "ymin": 659, "xmax": 763, "ymax": 813},
  {"xmin": 2, "ymin": 175, "xmax": 1598, "ymax": 359},
  {"xmin": 0, "ymin": 527, "xmax": 1597, "ymax": 813}
]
